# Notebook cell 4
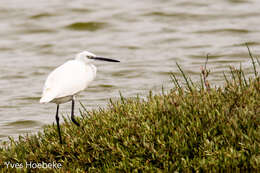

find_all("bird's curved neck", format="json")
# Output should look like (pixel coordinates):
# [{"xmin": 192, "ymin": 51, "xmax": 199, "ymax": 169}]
[
  {"xmin": 75, "ymin": 56, "xmax": 85, "ymax": 62},
  {"xmin": 90, "ymin": 64, "xmax": 97, "ymax": 78}
]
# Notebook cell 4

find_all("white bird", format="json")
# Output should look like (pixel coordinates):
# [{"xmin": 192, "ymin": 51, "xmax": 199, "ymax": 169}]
[{"xmin": 40, "ymin": 51, "xmax": 120, "ymax": 144}]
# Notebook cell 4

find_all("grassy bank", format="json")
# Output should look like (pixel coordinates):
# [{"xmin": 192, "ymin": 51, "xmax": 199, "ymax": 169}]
[{"xmin": 0, "ymin": 51, "xmax": 259, "ymax": 172}]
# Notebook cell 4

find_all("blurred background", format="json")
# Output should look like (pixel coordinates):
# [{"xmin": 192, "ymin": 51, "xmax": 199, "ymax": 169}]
[{"xmin": 0, "ymin": 0, "xmax": 259, "ymax": 141}]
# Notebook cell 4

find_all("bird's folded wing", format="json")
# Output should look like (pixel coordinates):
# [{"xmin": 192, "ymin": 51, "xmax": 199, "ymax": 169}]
[{"xmin": 41, "ymin": 60, "xmax": 95, "ymax": 102}]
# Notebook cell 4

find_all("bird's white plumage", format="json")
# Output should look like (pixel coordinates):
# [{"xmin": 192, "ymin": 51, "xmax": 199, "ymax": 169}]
[{"xmin": 40, "ymin": 53, "xmax": 97, "ymax": 104}]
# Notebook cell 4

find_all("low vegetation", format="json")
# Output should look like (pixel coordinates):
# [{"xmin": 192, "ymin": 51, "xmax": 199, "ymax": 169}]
[{"xmin": 0, "ymin": 47, "xmax": 259, "ymax": 172}]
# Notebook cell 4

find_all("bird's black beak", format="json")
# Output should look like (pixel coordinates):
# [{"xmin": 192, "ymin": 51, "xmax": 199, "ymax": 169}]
[{"xmin": 92, "ymin": 57, "xmax": 120, "ymax": 62}]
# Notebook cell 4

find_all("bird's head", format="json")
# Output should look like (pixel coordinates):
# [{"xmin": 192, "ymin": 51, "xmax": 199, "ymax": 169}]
[{"xmin": 75, "ymin": 51, "xmax": 120, "ymax": 63}]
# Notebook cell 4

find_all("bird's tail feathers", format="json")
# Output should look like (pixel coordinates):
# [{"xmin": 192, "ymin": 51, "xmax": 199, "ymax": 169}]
[
  {"xmin": 40, "ymin": 96, "xmax": 53, "ymax": 103},
  {"xmin": 39, "ymin": 89, "xmax": 56, "ymax": 103}
]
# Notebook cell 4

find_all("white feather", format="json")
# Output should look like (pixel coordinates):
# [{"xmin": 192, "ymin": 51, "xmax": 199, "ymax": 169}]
[{"xmin": 40, "ymin": 59, "xmax": 96, "ymax": 104}]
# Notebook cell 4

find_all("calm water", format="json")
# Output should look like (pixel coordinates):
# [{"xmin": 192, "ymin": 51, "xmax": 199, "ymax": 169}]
[{"xmin": 0, "ymin": 0, "xmax": 260, "ymax": 141}]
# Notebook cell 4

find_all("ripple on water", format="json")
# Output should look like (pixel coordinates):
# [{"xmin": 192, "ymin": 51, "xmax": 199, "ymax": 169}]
[
  {"xmin": 0, "ymin": 134, "xmax": 6, "ymax": 138},
  {"xmin": 5, "ymin": 120, "xmax": 41, "ymax": 128},
  {"xmin": 110, "ymin": 69, "xmax": 142, "ymax": 78},
  {"xmin": 1, "ymin": 74, "xmax": 27, "ymax": 80},
  {"xmin": 16, "ymin": 96, "xmax": 41, "ymax": 102},
  {"xmin": 90, "ymin": 84, "xmax": 116, "ymax": 92},
  {"xmin": 193, "ymin": 28, "xmax": 250, "ymax": 34},
  {"xmin": 37, "ymin": 44, "xmax": 53, "ymax": 48},
  {"xmin": 189, "ymin": 54, "xmax": 223, "ymax": 60},
  {"xmin": 98, "ymin": 84, "xmax": 115, "ymax": 88},
  {"xmin": 119, "ymin": 45, "xmax": 140, "ymax": 50},
  {"xmin": 143, "ymin": 11, "xmax": 220, "ymax": 21},
  {"xmin": 70, "ymin": 8, "xmax": 92, "ymax": 13},
  {"xmin": 0, "ymin": 47, "xmax": 12, "ymax": 51},
  {"xmin": 232, "ymin": 41, "xmax": 260, "ymax": 47},
  {"xmin": 29, "ymin": 71, "xmax": 46, "ymax": 76},
  {"xmin": 30, "ymin": 13, "xmax": 55, "ymax": 19},
  {"xmin": 212, "ymin": 59, "xmax": 244, "ymax": 64},
  {"xmin": 21, "ymin": 28, "xmax": 56, "ymax": 34},
  {"xmin": 65, "ymin": 22, "xmax": 107, "ymax": 31},
  {"xmin": 180, "ymin": 44, "xmax": 212, "ymax": 49},
  {"xmin": 0, "ymin": 105, "xmax": 18, "ymax": 109}
]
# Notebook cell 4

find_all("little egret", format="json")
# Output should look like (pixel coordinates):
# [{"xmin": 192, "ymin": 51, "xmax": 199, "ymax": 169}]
[{"xmin": 40, "ymin": 51, "xmax": 120, "ymax": 144}]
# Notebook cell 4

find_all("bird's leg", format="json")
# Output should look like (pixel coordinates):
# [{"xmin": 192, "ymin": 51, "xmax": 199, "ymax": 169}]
[
  {"xmin": 71, "ymin": 99, "xmax": 80, "ymax": 127},
  {"xmin": 55, "ymin": 104, "xmax": 62, "ymax": 144}
]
